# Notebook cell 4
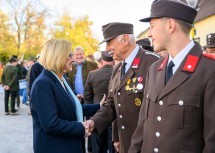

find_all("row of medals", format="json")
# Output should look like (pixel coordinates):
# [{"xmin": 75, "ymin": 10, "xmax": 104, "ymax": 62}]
[{"xmin": 125, "ymin": 77, "xmax": 143, "ymax": 106}]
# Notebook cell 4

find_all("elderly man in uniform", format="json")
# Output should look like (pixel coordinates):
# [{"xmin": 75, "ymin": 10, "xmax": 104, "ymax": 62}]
[
  {"xmin": 85, "ymin": 22, "xmax": 159, "ymax": 153},
  {"xmin": 129, "ymin": 1, "xmax": 215, "ymax": 153},
  {"xmin": 203, "ymin": 33, "xmax": 215, "ymax": 57}
]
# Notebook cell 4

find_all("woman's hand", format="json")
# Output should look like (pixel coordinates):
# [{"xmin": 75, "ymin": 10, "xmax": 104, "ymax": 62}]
[
  {"xmin": 114, "ymin": 141, "xmax": 120, "ymax": 152},
  {"xmin": 81, "ymin": 122, "xmax": 91, "ymax": 137},
  {"xmin": 76, "ymin": 94, "xmax": 83, "ymax": 102}
]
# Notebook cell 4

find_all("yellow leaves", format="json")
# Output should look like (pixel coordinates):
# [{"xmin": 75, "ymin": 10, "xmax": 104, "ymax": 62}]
[{"xmin": 51, "ymin": 13, "xmax": 100, "ymax": 56}]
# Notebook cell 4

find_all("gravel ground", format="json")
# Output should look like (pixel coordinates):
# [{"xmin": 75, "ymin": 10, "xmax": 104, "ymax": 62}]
[{"xmin": 0, "ymin": 92, "xmax": 33, "ymax": 153}]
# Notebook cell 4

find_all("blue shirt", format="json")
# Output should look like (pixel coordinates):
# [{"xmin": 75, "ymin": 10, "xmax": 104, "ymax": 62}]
[
  {"xmin": 168, "ymin": 40, "xmax": 195, "ymax": 74},
  {"xmin": 124, "ymin": 45, "xmax": 139, "ymax": 73},
  {"xmin": 74, "ymin": 63, "xmax": 84, "ymax": 94}
]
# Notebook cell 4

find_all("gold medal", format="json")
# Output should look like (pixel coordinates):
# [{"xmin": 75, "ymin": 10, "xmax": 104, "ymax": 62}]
[
  {"xmin": 125, "ymin": 79, "xmax": 131, "ymax": 90},
  {"xmin": 134, "ymin": 98, "xmax": 141, "ymax": 106},
  {"xmin": 127, "ymin": 79, "xmax": 131, "ymax": 85},
  {"xmin": 125, "ymin": 86, "xmax": 130, "ymax": 90}
]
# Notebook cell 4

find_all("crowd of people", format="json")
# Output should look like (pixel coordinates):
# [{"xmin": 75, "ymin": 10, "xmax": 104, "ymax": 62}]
[
  {"xmin": 1, "ymin": 56, "xmax": 38, "ymax": 115},
  {"xmin": 1, "ymin": 0, "xmax": 215, "ymax": 153}
]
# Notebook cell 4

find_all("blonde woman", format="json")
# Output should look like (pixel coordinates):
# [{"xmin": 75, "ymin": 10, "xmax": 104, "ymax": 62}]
[{"xmin": 31, "ymin": 39, "xmax": 102, "ymax": 153}]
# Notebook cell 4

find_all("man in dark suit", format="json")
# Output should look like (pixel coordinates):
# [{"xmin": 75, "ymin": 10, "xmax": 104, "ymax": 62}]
[
  {"xmin": 68, "ymin": 46, "xmax": 98, "ymax": 101},
  {"xmin": 85, "ymin": 22, "xmax": 159, "ymax": 153},
  {"xmin": 129, "ymin": 1, "xmax": 215, "ymax": 153},
  {"xmin": 84, "ymin": 51, "xmax": 115, "ymax": 153}
]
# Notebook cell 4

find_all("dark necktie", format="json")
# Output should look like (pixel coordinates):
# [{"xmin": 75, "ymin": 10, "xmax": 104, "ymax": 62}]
[
  {"xmin": 121, "ymin": 61, "xmax": 127, "ymax": 79},
  {"xmin": 165, "ymin": 61, "xmax": 175, "ymax": 84}
]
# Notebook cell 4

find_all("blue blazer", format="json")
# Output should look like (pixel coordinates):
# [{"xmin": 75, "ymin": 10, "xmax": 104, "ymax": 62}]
[{"xmin": 30, "ymin": 69, "xmax": 100, "ymax": 153}]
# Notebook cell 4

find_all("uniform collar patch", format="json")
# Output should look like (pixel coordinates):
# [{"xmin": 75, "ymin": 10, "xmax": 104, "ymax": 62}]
[
  {"xmin": 132, "ymin": 58, "xmax": 140, "ymax": 69},
  {"xmin": 158, "ymin": 56, "xmax": 168, "ymax": 71},
  {"xmin": 182, "ymin": 55, "xmax": 199, "ymax": 72}
]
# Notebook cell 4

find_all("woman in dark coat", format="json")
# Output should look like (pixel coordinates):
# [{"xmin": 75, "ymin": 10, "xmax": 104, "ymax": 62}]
[{"xmin": 30, "ymin": 39, "xmax": 101, "ymax": 153}]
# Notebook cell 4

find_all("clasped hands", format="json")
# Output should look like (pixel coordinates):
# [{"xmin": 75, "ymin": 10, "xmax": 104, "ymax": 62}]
[
  {"xmin": 81, "ymin": 120, "xmax": 95, "ymax": 137},
  {"xmin": 81, "ymin": 94, "xmax": 106, "ymax": 137}
]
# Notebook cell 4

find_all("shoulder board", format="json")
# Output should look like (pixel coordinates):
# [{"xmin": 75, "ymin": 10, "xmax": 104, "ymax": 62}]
[
  {"xmin": 202, "ymin": 52, "xmax": 215, "ymax": 60},
  {"xmin": 145, "ymin": 51, "xmax": 160, "ymax": 58}
]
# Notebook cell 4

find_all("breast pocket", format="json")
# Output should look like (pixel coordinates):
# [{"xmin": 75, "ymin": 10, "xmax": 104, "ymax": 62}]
[
  {"xmin": 143, "ymin": 90, "xmax": 159, "ymax": 121},
  {"xmin": 166, "ymin": 95, "xmax": 200, "ymax": 129}
]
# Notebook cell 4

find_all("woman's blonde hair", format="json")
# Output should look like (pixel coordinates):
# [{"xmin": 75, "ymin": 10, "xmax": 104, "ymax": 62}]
[{"xmin": 39, "ymin": 39, "xmax": 72, "ymax": 74}]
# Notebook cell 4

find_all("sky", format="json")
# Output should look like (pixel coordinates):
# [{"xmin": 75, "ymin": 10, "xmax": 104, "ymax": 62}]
[{"xmin": 40, "ymin": 0, "xmax": 153, "ymax": 43}]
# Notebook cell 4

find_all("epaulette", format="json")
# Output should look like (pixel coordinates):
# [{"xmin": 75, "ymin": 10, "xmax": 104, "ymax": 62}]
[
  {"xmin": 202, "ymin": 52, "xmax": 215, "ymax": 60},
  {"xmin": 145, "ymin": 51, "xmax": 160, "ymax": 58}
]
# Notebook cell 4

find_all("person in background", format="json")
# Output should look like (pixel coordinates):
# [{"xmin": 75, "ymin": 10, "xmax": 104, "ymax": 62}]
[
  {"xmin": 25, "ymin": 55, "xmax": 43, "ymax": 115},
  {"xmin": 30, "ymin": 39, "xmax": 103, "ymax": 153},
  {"xmin": 84, "ymin": 51, "xmax": 116, "ymax": 153},
  {"xmin": 1, "ymin": 57, "xmax": 19, "ymax": 115},
  {"xmin": 27, "ymin": 55, "xmax": 43, "ymax": 93},
  {"xmin": 86, "ymin": 54, "xmax": 95, "ymax": 62},
  {"xmin": 21, "ymin": 60, "xmax": 29, "ymax": 105},
  {"xmin": 85, "ymin": 22, "xmax": 159, "ymax": 153},
  {"xmin": 136, "ymin": 38, "xmax": 154, "ymax": 52},
  {"xmin": 0, "ymin": 61, "xmax": 4, "ymax": 84},
  {"xmin": 68, "ymin": 46, "xmax": 98, "ymax": 103},
  {"xmin": 203, "ymin": 33, "xmax": 215, "ymax": 58},
  {"xmin": 129, "ymin": 1, "xmax": 215, "ymax": 153},
  {"xmin": 136, "ymin": 38, "xmax": 168, "ymax": 57},
  {"xmin": 93, "ymin": 51, "xmax": 102, "ymax": 68},
  {"xmin": 11, "ymin": 55, "xmax": 23, "ymax": 109}
]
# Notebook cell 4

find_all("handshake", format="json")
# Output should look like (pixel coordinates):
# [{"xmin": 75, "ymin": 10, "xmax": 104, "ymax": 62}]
[{"xmin": 81, "ymin": 120, "xmax": 95, "ymax": 137}]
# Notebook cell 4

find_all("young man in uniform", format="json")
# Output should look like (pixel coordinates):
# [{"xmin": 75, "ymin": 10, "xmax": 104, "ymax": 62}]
[{"xmin": 129, "ymin": 1, "xmax": 215, "ymax": 153}]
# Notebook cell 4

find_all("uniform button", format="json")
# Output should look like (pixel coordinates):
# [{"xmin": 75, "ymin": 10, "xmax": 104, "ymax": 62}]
[
  {"xmin": 157, "ymin": 116, "xmax": 161, "ymax": 121},
  {"xmin": 118, "ymin": 104, "xmax": 121, "ymax": 107},
  {"xmin": 121, "ymin": 126, "xmax": 125, "ymax": 129},
  {"xmin": 159, "ymin": 101, "xmax": 163, "ymax": 106},
  {"xmin": 179, "ymin": 100, "xmax": 184, "ymax": 106},
  {"xmin": 154, "ymin": 148, "xmax": 159, "ymax": 153},
  {"xmin": 146, "ymin": 94, "xmax": 149, "ymax": 98},
  {"xmin": 117, "ymin": 92, "xmax": 121, "ymax": 95},
  {"xmin": 110, "ymin": 89, "xmax": 112, "ymax": 92},
  {"xmin": 155, "ymin": 132, "xmax": 160, "ymax": 137},
  {"xmin": 119, "ymin": 115, "xmax": 122, "ymax": 118}
]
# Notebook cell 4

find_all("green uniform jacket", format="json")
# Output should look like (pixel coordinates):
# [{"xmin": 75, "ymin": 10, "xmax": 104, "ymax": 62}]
[{"xmin": 1, "ymin": 65, "xmax": 19, "ymax": 91}]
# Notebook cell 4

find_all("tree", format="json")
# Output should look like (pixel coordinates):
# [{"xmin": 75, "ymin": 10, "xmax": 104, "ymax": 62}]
[
  {"xmin": 51, "ymin": 11, "xmax": 100, "ymax": 55},
  {"xmin": 0, "ymin": 10, "xmax": 16, "ymax": 63},
  {"xmin": 2, "ymin": 0, "xmax": 47, "ymax": 58}
]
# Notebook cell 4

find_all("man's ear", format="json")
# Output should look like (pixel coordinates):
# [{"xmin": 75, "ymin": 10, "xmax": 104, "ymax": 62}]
[
  {"xmin": 167, "ymin": 19, "xmax": 176, "ymax": 34},
  {"xmin": 123, "ymin": 34, "xmax": 129, "ymax": 44}
]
